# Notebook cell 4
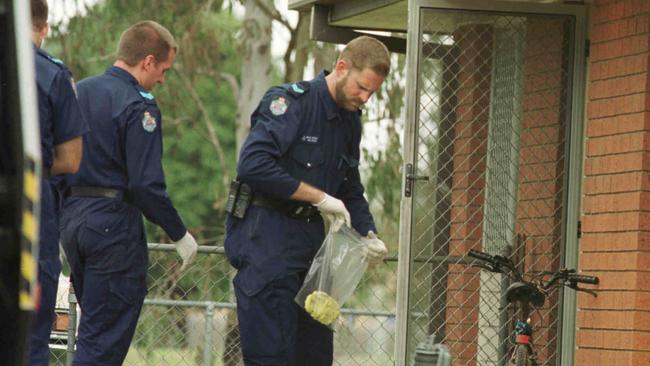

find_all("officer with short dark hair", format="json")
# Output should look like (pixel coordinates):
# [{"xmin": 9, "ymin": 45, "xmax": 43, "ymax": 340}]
[
  {"xmin": 27, "ymin": 0, "xmax": 89, "ymax": 365},
  {"xmin": 59, "ymin": 21, "xmax": 197, "ymax": 365},
  {"xmin": 225, "ymin": 35, "xmax": 390, "ymax": 365}
]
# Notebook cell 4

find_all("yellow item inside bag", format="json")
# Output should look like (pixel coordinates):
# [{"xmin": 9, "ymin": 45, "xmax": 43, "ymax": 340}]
[{"xmin": 304, "ymin": 290, "xmax": 340, "ymax": 325}]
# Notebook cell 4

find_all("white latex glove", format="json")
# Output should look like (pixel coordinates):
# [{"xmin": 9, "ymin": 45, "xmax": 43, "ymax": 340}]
[
  {"xmin": 174, "ymin": 231, "xmax": 198, "ymax": 272},
  {"xmin": 313, "ymin": 193, "xmax": 351, "ymax": 232},
  {"xmin": 363, "ymin": 231, "xmax": 388, "ymax": 265}
]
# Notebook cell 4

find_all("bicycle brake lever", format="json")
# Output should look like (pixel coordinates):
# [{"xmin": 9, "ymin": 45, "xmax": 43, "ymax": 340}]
[
  {"xmin": 471, "ymin": 263, "xmax": 495, "ymax": 272},
  {"xmin": 569, "ymin": 283, "xmax": 598, "ymax": 298}
]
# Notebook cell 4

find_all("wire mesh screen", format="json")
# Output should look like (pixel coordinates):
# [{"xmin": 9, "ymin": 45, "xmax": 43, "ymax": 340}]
[
  {"xmin": 407, "ymin": 8, "xmax": 574, "ymax": 366},
  {"xmin": 49, "ymin": 245, "xmax": 398, "ymax": 366}
]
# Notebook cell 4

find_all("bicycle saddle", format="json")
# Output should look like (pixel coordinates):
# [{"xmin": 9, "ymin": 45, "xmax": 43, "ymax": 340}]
[{"xmin": 505, "ymin": 282, "xmax": 545, "ymax": 307}]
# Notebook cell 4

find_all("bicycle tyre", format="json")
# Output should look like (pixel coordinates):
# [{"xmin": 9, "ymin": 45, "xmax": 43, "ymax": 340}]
[{"xmin": 513, "ymin": 345, "xmax": 529, "ymax": 366}]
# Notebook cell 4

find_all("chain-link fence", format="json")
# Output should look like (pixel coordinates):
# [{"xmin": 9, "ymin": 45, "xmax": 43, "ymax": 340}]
[
  {"xmin": 49, "ymin": 242, "xmax": 399, "ymax": 366},
  {"xmin": 403, "ymin": 6, "xmax": 577, "ymax": 366}
]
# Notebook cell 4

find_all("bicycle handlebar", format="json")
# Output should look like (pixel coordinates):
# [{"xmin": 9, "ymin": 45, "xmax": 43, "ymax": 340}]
[
  {"xmin": 467, "ymin": 250, "xmax": 599, "ymax": 297},
  {"xmin": 467, "ymin": 249, "xmax": 494, "ymax": 262},
  {"xmin": 569, "ymin": 274, "xmax": 599, "ymax": 285}
]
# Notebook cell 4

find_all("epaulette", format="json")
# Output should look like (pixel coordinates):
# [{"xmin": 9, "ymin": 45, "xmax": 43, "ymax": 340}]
[
  {"xmin": 37, "ymin": 49, "xmax": 67, "ymax": 70},
  {"xmin": 46, "ymin": 55, "xmax": 65, "ymax": 65},
  {"xmin": 280, "ymin": 81, "xmax": 310, "ymax": 98},
  {"xmin": 137, "ymin": 90, "xmax": 156, "ymax": 104}
]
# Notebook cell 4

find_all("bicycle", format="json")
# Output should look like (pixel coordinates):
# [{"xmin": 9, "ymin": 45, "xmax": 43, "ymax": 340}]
[{"xmin": 466, "ymin": 249, "xmax": 599, "ymax": 366}]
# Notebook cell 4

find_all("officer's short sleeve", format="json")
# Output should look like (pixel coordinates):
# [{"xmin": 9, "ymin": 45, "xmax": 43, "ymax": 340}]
[
  {"xmin": 51, "ymin": 69, "xmax": 89, "ymax": 144},
  {"xmin": 237, "ymin": 90, "xmax": 303, "ymax": 199},
  {"xmin": 124, "ymin": 103, "xmax": 186, "ymax": 241}
]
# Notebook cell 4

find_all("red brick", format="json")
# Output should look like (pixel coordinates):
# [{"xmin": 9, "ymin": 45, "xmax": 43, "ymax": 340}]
[
  {"xmin": 589, "ymin": 73, "xmax": 648, "ymax": 100},
  {"xmin": 577, "ymin": 309, "xmax": 650, "ymax": 331},
  {"xmin": 522, "ymin": 108, "xmax": 563, "ymax": 128},
  {"xmin": 580, "ymin": 252, "xmax": 650, "ymax": 272},
  {"xmin": 583, "ymin": 151, "xmax": 649, "ymax": 175},
  {"xmin": 581, "ymin": 268, "xmax": 650, "ymax": 292},
  {"xmin": 578, "ymin": 290, "xmax": 650, "ymax": 310},
  {"xmin": 580, "ymin": 231, "xmax": 650, "ymax": 251},
  {"xmin": 576, "ymin": 348, "xmax": 650, "ymax": 366},
  {"xmin": 586, "ymin": 112, "xmax": 648, "ymax": 137},
  {"xmin": 589, "ymin": 53, "xmax": 649, "ymax": 81},
  {"xmin": 587, "ymin": 93, "xmax": 646, "ymax": 119},
  {"xmin": 582, "ymin": 191, "xmax": 643, "ymax": 213},
  {"xmin": 518, "ymin": 183, "xmax": 561, "ymax": 201},
  {"xmin": 591, "ymin": 34, "xmax": 649, "ymax": 61},
  {"xmin": 518, "ymin": 163, "xmax": 562, "ymax": 182},
  {"xmin": 581, "ymin": 211, "xmax": 650, "ymax": 232},
  {"xmin": 585, "ymin": 132, "xmax": 646, "ymax": 156},
  {"xmin": 520, "ymin": 126, "xmax": 562, "ymax": 144},
  {"xmin": 577, "ymin": 329, "xmax": 650, "ymax": 350},
  {"xmin": 582, "ymin": 171, "xmax": 650, "ymax": 194}
]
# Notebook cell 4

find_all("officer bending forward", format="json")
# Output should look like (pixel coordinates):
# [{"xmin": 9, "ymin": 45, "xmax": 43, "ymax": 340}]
[
  {"xmin": 225, "ymin": 36, "xmax": 390, "ymax": 366},
  {"xmin": 59, "ymin": 21, "xmax": 197, "ymax": 365}
]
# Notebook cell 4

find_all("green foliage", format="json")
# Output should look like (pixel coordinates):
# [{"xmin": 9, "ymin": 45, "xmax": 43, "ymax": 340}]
[{"xmin": 47, "ymin": 0, "xmax": 242, "ymax": 243}]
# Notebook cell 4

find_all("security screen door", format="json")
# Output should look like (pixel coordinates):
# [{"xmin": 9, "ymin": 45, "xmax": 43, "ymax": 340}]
[{"xmin": 395, "ymin": 1, "xmax": 586, "ymax": 365}]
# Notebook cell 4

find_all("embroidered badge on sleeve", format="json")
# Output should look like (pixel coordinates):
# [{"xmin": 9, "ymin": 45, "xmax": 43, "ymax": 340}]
[
  {"xmin": 269, "ymin": 96, "xmax": 289, "ymax": 116},
  {"xmin": 142, "ymin": 111, "xmax": 157, "ymax": 132}
]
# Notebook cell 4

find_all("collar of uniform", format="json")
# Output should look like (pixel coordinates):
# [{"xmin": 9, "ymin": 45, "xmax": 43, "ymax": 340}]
[
  {"xmin": 316, "ymin": 70, "xmax": 340, "ymax": 121},
  {"xmin": 106, "ymin": 66, "xmax": 139, "ymax": 86}
]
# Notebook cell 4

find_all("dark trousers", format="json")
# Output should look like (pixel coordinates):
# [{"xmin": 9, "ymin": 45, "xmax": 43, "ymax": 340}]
[
  {"xmin": 235, "ymin": 272, "xmax": 333, "ymax": 366},
  {"xmin": 60, "ymin": 198, "xmax": 147, "ymax": 366}
]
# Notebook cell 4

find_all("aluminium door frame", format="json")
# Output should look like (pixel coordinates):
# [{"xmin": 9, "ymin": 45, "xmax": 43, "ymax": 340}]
[{"xmin": 395, "ymin": 1, "xmax": 587, "ymax": 365}]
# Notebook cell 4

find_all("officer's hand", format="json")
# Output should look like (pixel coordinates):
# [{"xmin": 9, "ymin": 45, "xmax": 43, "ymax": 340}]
[
  {"xmin": 313, "ymin": 194, "xmax": 351, "ymax": 231},
  {"xmin": 174, "ymin": 231, "xmax": 198, "ymax": 272},
  {"xmin": 362, "ymin": 231, "xmax": 388, "ymax": 265}
]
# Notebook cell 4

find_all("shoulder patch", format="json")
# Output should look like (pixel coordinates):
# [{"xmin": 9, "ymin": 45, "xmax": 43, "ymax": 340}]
[
  {"xmin": 291, "ymin": 83, "xmax": 305, "ymax": 94},
  {"xmin": 269, "ymin": 96, "xmax": 289, "ymax": 116},
  {"xmin": 142, "ymin": 111, "xmax": 157, "ymax": 132},
  {"xmin": 139, "ymin": 91, "xmax": 155, "ymax": 100},
  {"xmin": 47, "ymin": 55, "xmax": 64, "ymax": 65}
]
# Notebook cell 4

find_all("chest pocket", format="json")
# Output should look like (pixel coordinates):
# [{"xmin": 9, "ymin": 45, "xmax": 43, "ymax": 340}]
[{"xmin": 290, "ymin": 142, "xmax": 324, "ymax": 184}]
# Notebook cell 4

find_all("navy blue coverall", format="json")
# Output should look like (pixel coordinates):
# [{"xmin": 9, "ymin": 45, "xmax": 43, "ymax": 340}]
[
  {"xmin": 59, "ymin": 66, "xmax": 187, "ymax": 365},
  {"xmin": 27, "ymin": 46, "xmax": 88, "ymax": 366},
  {"xmin": 224, "ymin": 71, "xmax": 376, "ymax": 365}
]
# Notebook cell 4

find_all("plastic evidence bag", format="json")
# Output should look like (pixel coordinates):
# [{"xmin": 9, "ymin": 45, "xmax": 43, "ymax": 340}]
[{"xmin": 295, "ymin": 224, "xmax": 368, "ymax": 327}]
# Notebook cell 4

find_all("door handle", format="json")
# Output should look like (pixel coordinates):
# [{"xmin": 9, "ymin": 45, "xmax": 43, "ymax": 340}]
[{"xmin": 404, "ymin": 163, "xmax": 429, "ymax": 197}]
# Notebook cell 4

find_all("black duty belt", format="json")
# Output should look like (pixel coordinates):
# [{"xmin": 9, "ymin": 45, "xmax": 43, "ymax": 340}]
[
  {"xmin": 65, "ymin": 186, "xmax": 124, "ymax": 200},
  {"xmin": 252, "ymin": 195, "xmax": 321, "ymax": 221}
]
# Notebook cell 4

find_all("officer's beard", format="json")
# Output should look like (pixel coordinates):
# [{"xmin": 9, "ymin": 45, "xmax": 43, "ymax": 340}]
[{"xmin": 334, "ymin": 74, "xmax": 361, "ymax": 112}]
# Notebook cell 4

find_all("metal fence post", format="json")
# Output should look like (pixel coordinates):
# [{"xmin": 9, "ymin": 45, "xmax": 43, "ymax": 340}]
[
  {"xmin": 203, "ymin": 303, "xmax": 215, "ymax": 366},
  {"xmin": 66, "ymin": 289, "xmax": 77, "ymax": 366}
]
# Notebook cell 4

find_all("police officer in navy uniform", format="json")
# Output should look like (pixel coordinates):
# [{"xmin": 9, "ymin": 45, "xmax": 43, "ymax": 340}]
[
  {"xmin": 225, "ymin": 36, "xmax": 390, "ymax": 365},
  {"xmin": 27, "ymin": 1, "xmax": 89, "ymax": 365},
  {"xmin": 59, "ymin": 21, "xmax": 198, "ymax": 365}
]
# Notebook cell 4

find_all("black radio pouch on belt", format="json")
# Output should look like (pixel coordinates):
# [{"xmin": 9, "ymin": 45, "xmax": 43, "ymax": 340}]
[{"xmin": 225, "ymin": 179, "xmax": 252, "ymax": 219}]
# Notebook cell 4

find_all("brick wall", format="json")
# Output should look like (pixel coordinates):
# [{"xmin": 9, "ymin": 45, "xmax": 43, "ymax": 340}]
[
  {"xmin": 579, "ymin": 0, "xmax": 650, "ymax": 364},
  {"xmin": 446, "ymin": 24, "xmax": 493, "ymax": 366}
]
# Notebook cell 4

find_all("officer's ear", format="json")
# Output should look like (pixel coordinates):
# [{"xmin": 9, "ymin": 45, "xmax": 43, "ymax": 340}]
[
  {"xmin": 334, "ymin": 59, "xmax": 350, "ymax": 78},
  {"xmin": 142, "ymin": 55, "xmax": 156, "ymax": 71},
  {"xmin": 41, "ymin": 23, "xmax": 49, "ymax": 39}
]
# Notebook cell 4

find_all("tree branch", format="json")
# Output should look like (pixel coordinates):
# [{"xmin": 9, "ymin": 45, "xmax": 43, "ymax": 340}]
[
  {"xmin": 178, "ymin": 72, "xmax": 231, "ymax": 191},
  {"xmin": 249, "ymin": 0, "xmax": 293, "ymax": 32}
]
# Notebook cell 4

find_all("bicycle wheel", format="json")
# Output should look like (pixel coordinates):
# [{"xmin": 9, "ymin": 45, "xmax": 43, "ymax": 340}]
[{"xmin": 512, "ymin": 344, "xmax": 530, "ymax": 366}]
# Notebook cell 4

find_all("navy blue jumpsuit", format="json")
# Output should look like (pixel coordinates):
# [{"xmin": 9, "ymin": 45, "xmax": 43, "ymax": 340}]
[
  {"xmin": 27, "ymin": 46, "xmax": 88, "ymax": 366},
  {"xmin": 225, "ymin": 71, "xmax": 376, "ymax": 365},
  {"xmin": 59, "ymin": 66, "xmax": 187, "ymax": 365}
]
